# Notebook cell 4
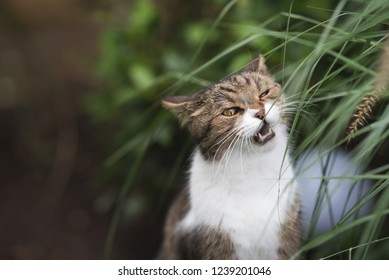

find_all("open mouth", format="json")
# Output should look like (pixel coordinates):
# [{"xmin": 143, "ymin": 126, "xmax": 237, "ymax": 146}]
[{"xmin": 253, "ymin": 120, "xmax": 275, "ymax": 145}]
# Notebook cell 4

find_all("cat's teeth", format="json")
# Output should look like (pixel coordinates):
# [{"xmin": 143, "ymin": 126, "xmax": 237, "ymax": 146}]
[{"xmin": 254, "ymin": 121, "xmax": 275, "ymax": 144}]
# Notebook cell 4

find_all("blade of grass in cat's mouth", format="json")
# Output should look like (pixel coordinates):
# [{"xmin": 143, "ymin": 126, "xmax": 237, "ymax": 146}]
[{"xmin": 254, "ymin": 121, "xmax": 275, "ymax": 144}]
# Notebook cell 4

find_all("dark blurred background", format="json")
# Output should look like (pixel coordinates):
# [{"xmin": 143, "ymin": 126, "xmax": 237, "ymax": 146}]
[
  {"xmin": 1, "ymin": 0, "xmax": 388, "ymax": 260},
  {"xmin": 0, "ymin": 0, "xmax": 109, "ymax": 259}
]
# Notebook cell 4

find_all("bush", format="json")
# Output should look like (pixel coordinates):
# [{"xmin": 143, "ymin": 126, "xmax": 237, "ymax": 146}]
[{"xmin": 88, "ymin": 0, "xmax": 389, "ymax": 259}]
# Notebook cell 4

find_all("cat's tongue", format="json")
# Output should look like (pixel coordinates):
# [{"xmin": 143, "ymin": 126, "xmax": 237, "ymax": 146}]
[{"xmin": 254, "ymin": 121, "xmax": 275, "ymax": 144}]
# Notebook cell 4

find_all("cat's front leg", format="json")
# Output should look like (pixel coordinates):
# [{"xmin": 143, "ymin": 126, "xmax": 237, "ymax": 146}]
[{"xmin": 178, "ymin": 226, "xmax": 236, "ymax": 260}]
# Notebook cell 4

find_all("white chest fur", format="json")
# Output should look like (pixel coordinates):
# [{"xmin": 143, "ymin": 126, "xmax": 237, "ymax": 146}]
[{"xmin": 179, "ymin": 136, "xmax": 298, "ymax": 259}]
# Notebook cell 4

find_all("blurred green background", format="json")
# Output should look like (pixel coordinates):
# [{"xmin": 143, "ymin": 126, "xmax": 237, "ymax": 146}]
[{"xmin": 1, "ymin": 0, "xmax": 388, "ymax": 259}]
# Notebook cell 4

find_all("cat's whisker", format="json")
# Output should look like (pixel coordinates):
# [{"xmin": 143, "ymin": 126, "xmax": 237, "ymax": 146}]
[
  {"xmin": 215, "ymin": 132, "xmax": 241, "ymax": 177},
  {"xmin": 208, "ymin": 129, "xmax": 240, "ymax": 168},
  {"xmin": 211, "ymin": 127, "xmax": 242, "ymax": 164},
  {"xmin": 218, "ymin": 138, "xmax": 237, "ymax": 179},
  {"xmin": 239, "ymin": 136, "xmax": 245, "ymax": 176},
  {"xmin": 282, "ymin": 107, "xmax": 315, "ymax": 124},
  {"xmin": 209, "ymin": 127, "xmax": 242, "ymax": 150},
  {"xmin": 248, "ymin": 134, "xmax": 257, "ymax": 155},
  {"xmin": 281, "ymin": 102, "xmax": 316, "ymax": 124}
]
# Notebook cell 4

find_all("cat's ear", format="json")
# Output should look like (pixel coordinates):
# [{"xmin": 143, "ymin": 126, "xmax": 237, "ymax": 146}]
[
  {"xmin": 161, "ymin": 95, "xmax": 195, "ymax": 125},
  {"xmin": 243, "ymin": 55, "xmax": 270, "ymax": 75}
]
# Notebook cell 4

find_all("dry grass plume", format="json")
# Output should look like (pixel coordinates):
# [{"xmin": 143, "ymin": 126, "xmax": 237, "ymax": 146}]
[{"xmin": 347, "ymin": 38, "xmax": 389, "ymax": 141}]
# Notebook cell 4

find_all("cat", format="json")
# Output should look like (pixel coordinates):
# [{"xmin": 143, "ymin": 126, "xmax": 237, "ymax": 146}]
[{"xmin": 158, "ymin": 55, "xmax": 302, "ymax": 259}]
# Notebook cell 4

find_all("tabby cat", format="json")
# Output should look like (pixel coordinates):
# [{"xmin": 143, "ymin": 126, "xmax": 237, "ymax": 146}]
[{"xmin": 158, "ymin": 55, "xmax": 302, "ymax": 259}]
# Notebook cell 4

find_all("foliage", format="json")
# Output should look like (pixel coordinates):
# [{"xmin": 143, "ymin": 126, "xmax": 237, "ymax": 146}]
[{"xmin": 87, "ymin": 0, "xmax": 389, "ymax": 259}]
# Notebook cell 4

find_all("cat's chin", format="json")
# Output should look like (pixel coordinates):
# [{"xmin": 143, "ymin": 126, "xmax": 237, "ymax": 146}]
[{"xmin": 253, "ymin": 121, "xmax": 275, "ymax": 145}]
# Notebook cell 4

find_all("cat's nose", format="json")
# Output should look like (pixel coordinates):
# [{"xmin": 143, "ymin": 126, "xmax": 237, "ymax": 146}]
[{"xmin": 255, "ymin": 109, "xmax": 265, "ymax": 120}]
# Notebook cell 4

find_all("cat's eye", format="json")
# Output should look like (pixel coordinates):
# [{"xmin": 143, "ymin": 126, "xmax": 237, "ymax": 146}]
[
  {"xmin": 222, "ymin": 108, "xmax": 239, "ymax": 117},
  {"xmin": 259, "ymin": 89, "xmax": 270, "ymax": 98}
]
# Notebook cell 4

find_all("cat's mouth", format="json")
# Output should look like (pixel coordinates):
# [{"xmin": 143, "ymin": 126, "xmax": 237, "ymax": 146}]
[{"xmin": 253, "ymin": 121, "xmax": 275, "ymax": 145}]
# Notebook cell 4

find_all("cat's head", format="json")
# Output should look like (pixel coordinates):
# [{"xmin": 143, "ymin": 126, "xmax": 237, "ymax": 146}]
[{"xmin": 162, "ymin": 55, "xmax": 288, "ymax": 161}]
